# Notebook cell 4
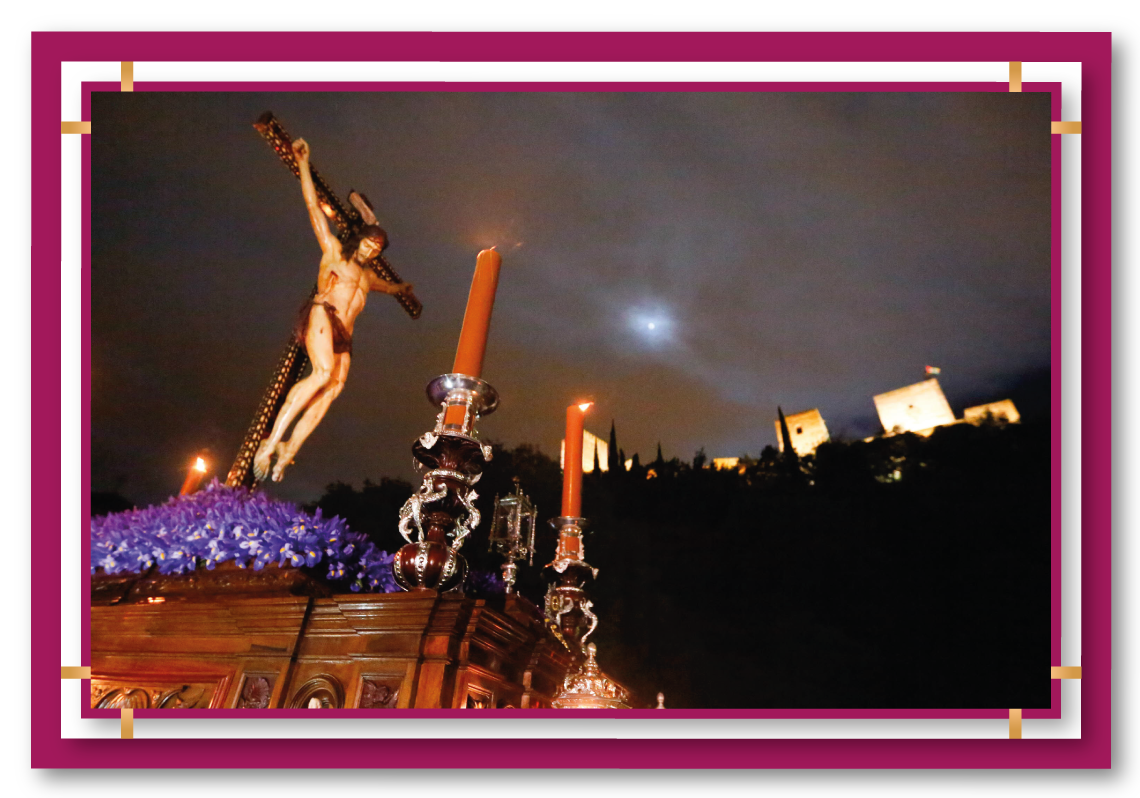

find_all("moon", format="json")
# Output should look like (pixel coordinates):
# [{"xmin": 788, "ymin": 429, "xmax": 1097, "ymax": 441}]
[{"xmin": 626, "ymin": 305, "xmax": 675, "ymax": 348}]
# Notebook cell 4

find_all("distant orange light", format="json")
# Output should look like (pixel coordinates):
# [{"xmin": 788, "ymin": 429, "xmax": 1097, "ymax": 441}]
[
  {"xmin": 146, "ymin": 597, "xmax": 166, "ymax": 604},
  {"xmin": 194, "ymin": 457, "xmax": 207, "ymax": 473}
]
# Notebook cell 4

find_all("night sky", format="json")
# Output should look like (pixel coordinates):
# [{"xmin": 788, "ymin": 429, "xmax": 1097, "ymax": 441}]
[{"xmin": 91, "ymin": 90, "xmax": 1051, "ymax": 508}]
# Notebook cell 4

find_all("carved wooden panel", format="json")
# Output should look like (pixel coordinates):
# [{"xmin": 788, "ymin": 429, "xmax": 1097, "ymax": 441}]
[
  {"xmin": 96, "ymin": 688, "xmax": 150, "ymax": 709},
  {"xmin": 91, "ymin": 679, "xmax": 217, "ymax": 709},
  {"xmin": 236, "ymin": 674, "xmax": 275, "ymax": 709},
  {"xmin": 359, "ymin": 678, "xmax": 400, "ymax": 709},
  {"xmin": 157, "ymin": 684, "xmax": 212, "ymax": 708}
]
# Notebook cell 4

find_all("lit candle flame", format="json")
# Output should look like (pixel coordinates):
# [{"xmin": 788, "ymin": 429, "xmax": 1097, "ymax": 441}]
[
  {"xmin": 578, "ymin": 402, "xmax": 593, "ymax": 412},
  {"xmin": 194, "ymin": 457, "xmax": 207, "ymax": 473}
]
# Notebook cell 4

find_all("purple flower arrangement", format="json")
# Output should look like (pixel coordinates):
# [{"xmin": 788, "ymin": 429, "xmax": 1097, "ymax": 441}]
[{"xmin": 89, "ymin": 479, "xmax": 399, "ymax": 593}]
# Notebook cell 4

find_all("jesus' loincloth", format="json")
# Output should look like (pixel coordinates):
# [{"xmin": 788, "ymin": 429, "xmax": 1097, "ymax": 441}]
[{"xmin": 294, "ymin": 300, "xmax": 353, "ymax": 355}]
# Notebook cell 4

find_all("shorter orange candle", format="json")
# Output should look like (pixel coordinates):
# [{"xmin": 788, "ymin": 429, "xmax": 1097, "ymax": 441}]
[
  {"xmin": 444, "ymin": 248, "xmax": 502, "ymax": 427},
  {"xmin": 561, "ymin": 402, "xmax": 592, "ymax": 517},
  {"xmin": 180, "ymin": 457, "xmax": 207, "ymax": 496}
]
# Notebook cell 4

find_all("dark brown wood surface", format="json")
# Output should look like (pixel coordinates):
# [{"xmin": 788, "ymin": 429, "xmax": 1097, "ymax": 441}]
[{"xmin": 90, "ymin": 565, "xmax": 575, "ymax": 709}]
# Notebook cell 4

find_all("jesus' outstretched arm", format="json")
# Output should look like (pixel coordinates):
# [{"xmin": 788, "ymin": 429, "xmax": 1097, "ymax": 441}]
[
  {"xmin": 370, "ymin": 273, "xmax": 415, "ymax": 296},
  {"xmin": 292, "ymin": 138, "xmax": 339, "ymax": 259}
]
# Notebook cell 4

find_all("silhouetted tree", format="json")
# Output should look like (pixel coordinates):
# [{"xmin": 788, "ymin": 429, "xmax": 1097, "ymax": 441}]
[{"xmin": 309, "ymin": 477, "xmax": 413, "ymax": 545}]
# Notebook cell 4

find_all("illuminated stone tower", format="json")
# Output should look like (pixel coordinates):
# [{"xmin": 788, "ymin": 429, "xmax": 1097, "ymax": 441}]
[
  {"xmin": 873, "ymin": 378, "xmax": 956, "ymax": 436},
  {"xmin": 560, "ymin": 429, "xmax": 610, "ymax": 473},
  {"xmin": 774, "ymin": 408, "xmax": 831, "ymax": 456}
]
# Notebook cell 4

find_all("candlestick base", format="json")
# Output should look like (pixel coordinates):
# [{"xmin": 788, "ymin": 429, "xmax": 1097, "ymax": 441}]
[
  {"xmin": 393, "ymin": 540, "xmax": 467, "ymax": 593},
  {"xmin": 551, "ymin": 642, "xmax": 631, "ymax": 709},
  {"xmin": 543, "ymin": 516, "xmax": 599, "ymax": 652}
]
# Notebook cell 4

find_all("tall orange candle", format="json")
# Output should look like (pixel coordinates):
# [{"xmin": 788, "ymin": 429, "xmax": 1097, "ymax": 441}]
[
  {"xmin": 452, "ymin": 248, "xmax": 502, "ymax": 378},
  {"xmin": 180, "ymin": 457, "xmax": 207, "ymax": 496},
  {"xmin": 561, "ymin": 402, "xmax": 592, "ymax": 517},
  {"xmin": 443, "ymin": 248, "xmax": 502, "ymax": 428}
]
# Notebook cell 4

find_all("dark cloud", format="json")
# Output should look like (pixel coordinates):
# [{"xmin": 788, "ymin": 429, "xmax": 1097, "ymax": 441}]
[{"xmin": 91, "ymin": 90, "xmax": 1051, "ymax": 506}]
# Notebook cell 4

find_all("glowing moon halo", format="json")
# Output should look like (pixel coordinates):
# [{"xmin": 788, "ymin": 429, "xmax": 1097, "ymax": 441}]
[{"xmin": 626, "ymin": 306, "xmax": 674, "ymax": 348}]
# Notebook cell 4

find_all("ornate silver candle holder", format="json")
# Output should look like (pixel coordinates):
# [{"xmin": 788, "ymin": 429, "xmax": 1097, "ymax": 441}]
[
  {"xmin": 550, "ymin": 642, "xmax": 631, "ymax": 709},
  {"xmin": 392, "ymin": 373, "xmax": 499, "ymax": 592},
  {"xmin": 488, "ymin": 478, "xmax": 538, "ymax": 594},
  {"xmin": 542, "ymin": 516, "xmax": 600, "ymax": 652},
  {"xmin": 424, "ymin": 373, "xmax": 499, "ymax": 442}
]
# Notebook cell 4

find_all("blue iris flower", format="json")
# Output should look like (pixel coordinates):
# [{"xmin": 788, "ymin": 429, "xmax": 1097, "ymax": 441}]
[{"xmin": 88, "ymin": 478, "xmax": 500, "ymax": 595}]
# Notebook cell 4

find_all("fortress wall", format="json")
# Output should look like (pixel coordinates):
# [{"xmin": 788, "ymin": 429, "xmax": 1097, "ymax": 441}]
[{"xmin": 964, "ymin": 399, "xmax": 1021, "ymax": 425}]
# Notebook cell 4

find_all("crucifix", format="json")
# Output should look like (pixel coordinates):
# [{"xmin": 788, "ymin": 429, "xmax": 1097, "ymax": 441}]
[{"xmin": 225, "ymin": 112, "xmax": 422, "ymax": 488}]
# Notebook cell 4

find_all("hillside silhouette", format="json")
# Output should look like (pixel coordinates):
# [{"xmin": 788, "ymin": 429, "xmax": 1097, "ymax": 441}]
[{"xmin": 312, "ymin": 418, "xmax": 1051, "ymax": 710}]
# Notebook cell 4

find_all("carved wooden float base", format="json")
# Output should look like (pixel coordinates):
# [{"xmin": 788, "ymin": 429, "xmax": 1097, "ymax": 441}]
[{"xmin": 90, "ymin": 567, "xmax": 574, "ymax": 710}]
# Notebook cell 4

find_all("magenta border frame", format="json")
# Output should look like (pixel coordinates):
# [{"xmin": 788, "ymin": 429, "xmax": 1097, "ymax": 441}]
[
  {"xmin": 32, "ymin": 32, "xmax": 1111, "ymax": 768},
  {"xmin": 74, "ymin": 77, "xmax": 1065, "ymax": 725}
]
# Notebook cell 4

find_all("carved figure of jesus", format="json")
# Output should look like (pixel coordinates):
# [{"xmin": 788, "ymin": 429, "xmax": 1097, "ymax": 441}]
[{"xmin": 253, "ymin": 138, "xmax": 413, "ymax": 483}]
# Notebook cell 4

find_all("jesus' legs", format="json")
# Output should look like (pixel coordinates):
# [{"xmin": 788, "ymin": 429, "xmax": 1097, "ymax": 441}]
[
  {"xmin": 271, "ymin": 352, "xmax": 350, "ymax": 482},
  {"xmin": 253, "ymin": 306, "xmax": 337, "ymax": 481}
]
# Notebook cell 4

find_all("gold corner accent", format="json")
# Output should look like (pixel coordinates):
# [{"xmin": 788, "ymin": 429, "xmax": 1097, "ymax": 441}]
[
  {"xmin": 1009, "ymin": 708, "xmax": 1022, "ymax": 739},
  {"xmin": 1009, "ymin": 62, "xmax": 1022, "ymax": 92},
  {"xmin": 1052, "ymin": 121, "xmax": 1082, "ymax": 134},
  {"xmin": 1051, "ymin": 666, "xmax": 1082, "ymax": 679},
  {"xmin": 61, "ymin": 121, "xmax": 91, "ymax": 135},
  {"xmin": 61, "ymin": 666, "xmax": 92, "ymax": 679},
  {"xmin": 121, "ymin": 62, "xmax": 134, "ymax": 92},
  {"xmin": 121, "ymin": 708, "xmax": 134, "ymax": 739}
]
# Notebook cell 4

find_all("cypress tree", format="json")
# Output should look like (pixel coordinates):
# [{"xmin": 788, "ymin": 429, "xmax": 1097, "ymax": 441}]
[
  {"xmin": 608, "ymin": 420, "xmax": 620, "ymax": 473},
  {"xmin": 777, "ymin": 406, "xmax": 800, "ymax": 466}
]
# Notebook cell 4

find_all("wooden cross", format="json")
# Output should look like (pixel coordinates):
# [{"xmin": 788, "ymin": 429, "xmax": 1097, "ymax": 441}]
[{"xmin": 225, "ymin": 113, "xmax": 422, "ymax": 489}]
